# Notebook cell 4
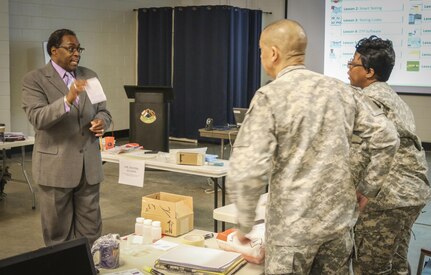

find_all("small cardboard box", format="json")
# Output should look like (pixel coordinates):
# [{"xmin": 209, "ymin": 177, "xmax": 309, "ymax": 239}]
[
  {"xmin": 176, "ymin": 152, "xmax": 204, "ymax": 166},
  {"xmin": 141, "ymin": 192, "xmax": 193, "ymax": 236}
]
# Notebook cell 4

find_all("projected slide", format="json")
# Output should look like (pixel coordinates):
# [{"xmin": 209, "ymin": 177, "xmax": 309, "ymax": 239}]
[{"xmin": 324, "ymin": 0, "xmax": 431, "ymax": 93}]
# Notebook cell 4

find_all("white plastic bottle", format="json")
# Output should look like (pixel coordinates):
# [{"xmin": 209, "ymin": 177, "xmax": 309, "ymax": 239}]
[
  {"xmin": 135, "ymin": 217, "xmax": 145, "ymax": 236},
  {"xmin": 142, "ymin": 219, "xmax": 153, "ymax": 244},
  {"xmin": 151, "ymin": 221, "xmax": 162, "ymax": 242}
]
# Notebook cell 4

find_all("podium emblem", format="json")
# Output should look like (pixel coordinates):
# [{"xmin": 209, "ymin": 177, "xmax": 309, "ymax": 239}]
[{"xmin": 140, "ymin": 109, "xmax": 157, "ymax": 124}]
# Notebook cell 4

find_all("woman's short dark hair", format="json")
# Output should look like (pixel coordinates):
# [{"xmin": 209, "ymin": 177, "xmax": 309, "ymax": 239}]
[
  {"xmin": 46, "ymin": 29, "xmax": 76, "ymax": 56},
  {"xmin": 355, "ymin": 35, "xmax": 395, "ymax": 82}
]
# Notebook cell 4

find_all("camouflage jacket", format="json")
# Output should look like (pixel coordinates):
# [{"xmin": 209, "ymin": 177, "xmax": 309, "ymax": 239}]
[
  {"xmin": 351, "ymin": 82, "xmax": 430, "ymax": 210},
  {"xmin": 226, "ymin": 66, "xmax": 399, "ymax": 246}
]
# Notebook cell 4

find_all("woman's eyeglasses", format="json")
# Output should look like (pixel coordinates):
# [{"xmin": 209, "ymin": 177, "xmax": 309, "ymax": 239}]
[{"xmin": 347, "ymin": 59, "xmax": 364, "ymax": 69}]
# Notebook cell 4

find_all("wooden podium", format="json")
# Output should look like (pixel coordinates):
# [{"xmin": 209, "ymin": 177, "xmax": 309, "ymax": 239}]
[{"xmin": 124, "ymin": 86, "xmax": 173, "ymax": 152}]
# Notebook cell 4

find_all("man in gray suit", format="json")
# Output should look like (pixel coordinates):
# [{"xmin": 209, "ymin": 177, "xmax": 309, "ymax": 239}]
[{"xmin": 22, "ymin": 29, "xmax": 112, "ymax": 246}]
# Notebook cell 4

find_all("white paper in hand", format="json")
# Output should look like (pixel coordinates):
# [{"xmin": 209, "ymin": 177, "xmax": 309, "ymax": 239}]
[{"xmin": 85, "ymin": 77, "xmax": 107, "ymax": 104}]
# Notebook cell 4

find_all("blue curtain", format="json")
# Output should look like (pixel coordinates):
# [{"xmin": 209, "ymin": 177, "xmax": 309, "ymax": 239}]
[
  {"xmin": 137, "ymin": 7, "xmax": 172, "ymax": 86},
  {"xmin": 171, "ymin": 6, "xmax": 262, "ymax": 139},
  {"xmin": 227, "ymin": 7, "xmax": 262, "ymax": 123}
]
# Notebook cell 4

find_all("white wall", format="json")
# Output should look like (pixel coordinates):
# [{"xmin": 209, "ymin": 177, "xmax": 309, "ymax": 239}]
[
  {"xmin": 287, "ymin": 0, "xmax": 325, "ymax": 73},
  {"xmin": 0, "ymin": 0, "xmax": 10, "ymax": 131},
  {"xmin": 400, "ymin": 94, "xmax": 431, "ymax": 143}
]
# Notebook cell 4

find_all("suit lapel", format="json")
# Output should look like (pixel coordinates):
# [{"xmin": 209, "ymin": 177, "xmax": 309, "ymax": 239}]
[{"xmin": 42, "ymin": 63, "xmax": 68, "ymax": 97}]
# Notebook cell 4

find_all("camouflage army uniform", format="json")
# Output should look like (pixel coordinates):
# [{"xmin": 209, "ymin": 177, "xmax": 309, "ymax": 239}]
[
  {"xmin": 351, "ymin": 82, "xmax": 431, "ymax": 275},
  {"xmin": 226, "ymin": 65, "xmax": 399, "ymax": 274}
]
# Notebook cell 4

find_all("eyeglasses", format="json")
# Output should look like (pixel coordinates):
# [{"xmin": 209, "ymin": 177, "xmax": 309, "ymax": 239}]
[
  {"xmin": 58, "ymin": 45, "xmax": 85, "ymax": 54},
  {"xmin": 347, "ymin": 60, "xmax": 364, "ymax": 69}
]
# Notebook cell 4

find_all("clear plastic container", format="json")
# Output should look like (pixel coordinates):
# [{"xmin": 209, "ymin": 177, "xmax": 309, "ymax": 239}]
[
  {"xmin": 151, "ymin": 221, "xmax": 162, "ymax": 242},
  {"xmin": 135, "ymin": 217, "xmax": 145, "ymax": 236},
  {"xmin": 142, "ymin": 219, "xmax": 153, "ymax": 244}
]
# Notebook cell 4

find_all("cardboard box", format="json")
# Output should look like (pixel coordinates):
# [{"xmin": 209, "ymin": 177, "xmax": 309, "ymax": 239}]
[
  {"xmin": 176, "ymin": 152, "xmax": 204, "ymax": 166},
  {"xmin": 141, "ymin": 192, "xmax": 193, "ymax": 236}
]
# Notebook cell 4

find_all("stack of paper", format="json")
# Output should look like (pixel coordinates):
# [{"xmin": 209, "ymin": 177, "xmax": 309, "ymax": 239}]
[
  {"xmin": 4, "ymin": 132, "xmax": 26, "ymax": 142},
  {"xmin": 154, "ymin": 245, "xmax": 246, "ymax": 275},
  {"xmin": 104, "ymin": 144, "xmax": 143, "ymax": 155}
]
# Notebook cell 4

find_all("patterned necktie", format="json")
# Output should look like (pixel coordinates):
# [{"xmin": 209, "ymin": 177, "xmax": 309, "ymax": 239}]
[
  {"xmin": 64, "ymin": 72, "xmax": 79, "ymax": 105},
  {"xmin": 64, "ymin": 72, "xmax": 73, "ymax": 88}
]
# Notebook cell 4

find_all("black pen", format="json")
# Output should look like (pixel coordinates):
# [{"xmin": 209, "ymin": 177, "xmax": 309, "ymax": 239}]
[{"xmin": 203, "ymin": 233, "xmax": 214, "ymax": 239}]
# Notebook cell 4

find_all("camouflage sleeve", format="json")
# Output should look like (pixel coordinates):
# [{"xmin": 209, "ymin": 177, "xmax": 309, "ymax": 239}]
[
  {"xmin": 352, "ymin": 91, "xmax": 399, "ymax": 197},
  {"xmin": 366, "ymin": 92, "xmax": 423, "ymax": 151},
  {"xmin": 350, "ymin": 137, "xmax": 370, "ymax": 188},
  {"xmin": 226, "ymin": 91, "xmax": 276, "ymax": 234}
]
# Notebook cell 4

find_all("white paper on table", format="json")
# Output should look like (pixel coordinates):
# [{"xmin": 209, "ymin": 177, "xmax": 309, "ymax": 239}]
[
  {"xmin": 152, "ymin": 239, "xmax": 179, "ymax": 251},
  {"xmin": 118, "ymin": 158, "xmax": 145, "ymax": 187},
  {"xmin": 85, "ymin": 77, "xmax": 107, "ymax": 104},
  {"xmin": 158, "ymin": 245, "xmax": 241, "ymax": 270},
  {"xmin": 104, "ymin": 268, "xmax": 144, "ymax": 275}
]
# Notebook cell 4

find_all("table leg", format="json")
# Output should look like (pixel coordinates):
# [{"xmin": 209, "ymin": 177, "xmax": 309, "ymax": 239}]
[
  {"xmin": 1, "ymin": 149, "xmax": 5, "ymax": 177},
  {"xmin": 1, "ymin": 149, "xmax": 5, "ymax": 198},
  {"xmin": 213, "ymin": 177, "xmax": 218, "ymax": 232},
  {"xmin": 212, "ymin": 177, "xmax": 227, "ymax": 232},
  {"xmin": 21, "ymin": 146, "xmax": 36, "ymax": 209},
  {"xmin": 221, "ymin": 177, "xmax": 226, "ymax": 231},
  {"xmin": 220, "ymin": 139, "xmax": 224, "ymax": 159}
]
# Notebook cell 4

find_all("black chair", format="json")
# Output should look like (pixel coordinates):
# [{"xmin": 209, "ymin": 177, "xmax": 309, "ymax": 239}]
[{"xmin": 417, "ymin": 248, "xmax": 431, "ymax": 275}]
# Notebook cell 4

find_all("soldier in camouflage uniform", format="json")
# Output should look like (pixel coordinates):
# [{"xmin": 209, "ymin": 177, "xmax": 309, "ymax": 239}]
[
  {"xmin": 226, "ymin": 19, "xmax": 399, "ymax": 274},
  {"xmin": 348, "ymin": 36, "xmax": 431, "ymax": 275}
]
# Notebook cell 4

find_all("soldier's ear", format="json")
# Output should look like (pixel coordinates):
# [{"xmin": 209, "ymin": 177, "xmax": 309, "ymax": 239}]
[
  {"xmin": 271, "ymin": 46, "xmax": 279, "ymax": 63},
  {"xmin": 366, "ymin": 68, "xmax": 376, "ymax": 80}
]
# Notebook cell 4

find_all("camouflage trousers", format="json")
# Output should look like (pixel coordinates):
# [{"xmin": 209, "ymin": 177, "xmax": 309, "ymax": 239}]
[
  {"xmin": 352, "ymin": 205, "xmax": 424, "ymax": 275},
  {"xmin": 265, "ymin": 230, "xmax": 353, "ymax": 274}
]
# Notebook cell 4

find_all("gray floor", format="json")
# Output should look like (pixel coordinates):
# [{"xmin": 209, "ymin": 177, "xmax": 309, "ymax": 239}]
[{"xmin": 0, "ymin": 140, "xmax": 430, "ymax": 274}]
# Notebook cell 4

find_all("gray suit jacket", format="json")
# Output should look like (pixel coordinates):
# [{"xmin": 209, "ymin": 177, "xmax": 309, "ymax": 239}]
[{"xmin": 22, "ymin": 63, "xmax": 112, "ymax": 188}]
